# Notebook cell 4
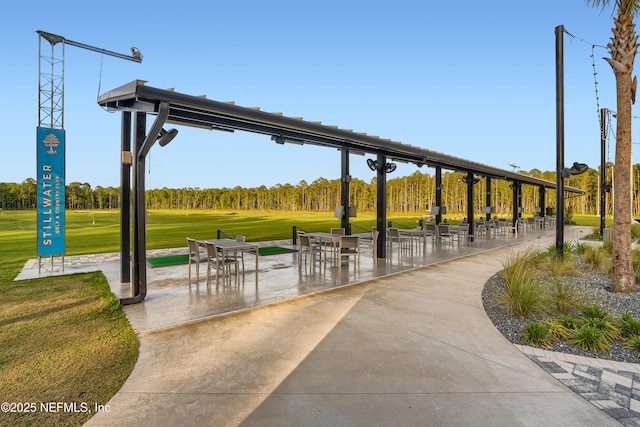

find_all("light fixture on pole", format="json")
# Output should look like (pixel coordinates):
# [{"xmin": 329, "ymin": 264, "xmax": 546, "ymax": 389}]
[
  {"xmin": 157, "ymin": 128, "xmax": 178, "ymax": 147},
  {"xmin": 366, "ymin": 158, "xmax": 396, "ymax": 173},
  {"xmin": 508, "ymin": 161, "xmax": 520, "ymax": 172}
]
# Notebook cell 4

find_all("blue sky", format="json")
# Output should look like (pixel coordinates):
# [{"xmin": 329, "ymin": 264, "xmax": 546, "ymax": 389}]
[{"xmin": 0, "ymin": 1, "xmax": 628, "ymax": 189}]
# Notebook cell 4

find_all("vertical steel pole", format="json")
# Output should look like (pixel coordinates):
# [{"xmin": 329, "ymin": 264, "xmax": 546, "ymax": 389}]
[
  {"xmin": 340, "ymin": 149, "xmax": 351, "ymax": 233},
  {"xmin": 376, "ymin": 153, "xmax": 387, "ymax": 259},
  {"xmin": 467, "ymin": 173, "xmax": 475, "ymax": 238},
  {"xmin": 512, "ymin": 182, "xmax": 521, "ymax": 228},
  {"xmin": 600, "ymin": 108, "xmax": 607, "ymax": 237},
  {"xmin": 120, "ymin": 112, "xmax": 131, "ymax": 283},
  {"xmin": 485, "ymin": 177, "xmax": 492, "ymax": 221},
  {"xmin": 556, "ymin": 25, "xmax": 565, "ymax": 255},
  {"xmin": 435, "ymin": 166, "xmax": 442, "ymax": 224},
  {"xmin": 131, "ymin": 112, "xmax": 146, "ymax": 300}
]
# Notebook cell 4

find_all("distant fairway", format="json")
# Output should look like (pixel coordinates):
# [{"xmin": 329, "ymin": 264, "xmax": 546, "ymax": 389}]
[
  {"xmin": 0, "ymin": 209, "xmax": 435, "ymax": 263},
  {"xmin": 0, "ymin": 209, "xmax": 613, "ymax": 266}
]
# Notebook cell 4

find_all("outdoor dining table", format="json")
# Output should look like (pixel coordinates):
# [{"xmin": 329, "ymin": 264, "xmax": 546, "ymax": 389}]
[
  {"xmin": 397, "ymin": 228, "xmax": 430, "ymax": 252},
  {"xmin": 307, "ymin": 232, "xmax": 342, "ymax": 264},
  {"xmin": 199, "ymin": 239, "xmax": 259, "ymax": 285},
  {"xmin": 448, "ymin": 224, "xmax": 467, "ymax": 244}
]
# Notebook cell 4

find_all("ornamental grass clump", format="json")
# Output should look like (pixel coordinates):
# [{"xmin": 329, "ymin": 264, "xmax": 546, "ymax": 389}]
[
  {"xmin": 624, "ymin": 335, "xmax": 640, "ymax": 353},
  {"xmin": 501, "ymin": 250, "xmax": 546, "ymax": 317},
  {"xmin": 520, "ymin": 321, "xmax": 552, "ymax": 348},
  {"xmin": 546, "ymin": 280, "xmax": 584, "ymax": 316},
  {"xmin": 569, "ymin": 325, "xmax": 611, "ymax": 353},
  {"xmin": 584, "ymin": 246, "xmax": 608, "ymax": 272},
  {"xmin": 543, "ymin": 319, "xmax": 570, "ymax": 341},
  {"xmin": 560, "ymin": 314, "xmax": 580, "ymax": 330},
  {"xmin": 615, "ymin": 312, "xmax": 640, "ymax": 338},
  {"xmin": 581, "ymin": 317, "xmax": 620, "ymax": 342},
  {"xmin": 563, "ymin": 305, "xmax": 620, "ymax": 353},
  {"xmin": 574, "ymin": 241, "xmax": 589, "ymax": 255},
  {"xmin": 581, "ymin": 305, "xmax": 609, "ymax": 320}
]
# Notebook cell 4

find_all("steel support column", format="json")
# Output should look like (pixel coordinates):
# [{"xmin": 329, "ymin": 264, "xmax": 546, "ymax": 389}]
[
  {"xmin": 121, "ymin": 102, "xmax": 171, "ymax": 305},
  {"xmin": 127, "ymin": 112, "xmax": 146, "ymax": 303},
  {"xmin": 539, "ymin": 186, "xmax": 546, "ymax": 219},
  {"xmin": 376, "ymin": 153, "xmax": 387, "ymax": 259},
  {"xmin": 435, "ymin": 166, "xmax": 442, "ymax": 224},
  {"xmin": 485, "ymin": 176, "xmax": 492, "ymax": 221},
  {"xmin": 600, "ymin": 108, "xmax": 607, "ymax": 237},
  {"xmin": 555, "ymin": 24, "xmax": 566, "ymax": 255},
  {"xmin": 340, "ymin": 148, "xmax": 351, "ymax": 234},
  {"xmin": 120, "ymin": 111, "xmax": 131, "ymax": 283},
  {"xmin": 512, "ymin": 182, "xmax": 522, "ymax": 229},
  {"xmin": 466, "ymin": 172, "xmax": 475, "ymax": 239}
]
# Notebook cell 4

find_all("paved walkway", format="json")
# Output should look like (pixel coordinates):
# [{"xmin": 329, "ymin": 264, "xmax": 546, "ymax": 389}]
[{"xmin": 16, "ymin": 227, "xmax": 640, "ymax": 425}]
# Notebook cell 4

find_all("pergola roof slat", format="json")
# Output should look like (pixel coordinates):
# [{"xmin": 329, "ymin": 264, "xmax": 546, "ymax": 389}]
[{"xmin": 97, "ymin": 80, "xmax": 583, "ymax": 193}]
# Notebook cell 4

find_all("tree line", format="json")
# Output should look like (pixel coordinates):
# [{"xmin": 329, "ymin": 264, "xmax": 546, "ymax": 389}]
[{"xmin": 0, "ymin": 164, "xmax": 632, "ymax": 217}]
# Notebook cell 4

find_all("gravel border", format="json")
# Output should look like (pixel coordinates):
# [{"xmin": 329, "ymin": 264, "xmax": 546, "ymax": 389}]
[{"xmin": 482, "ymin": 256, "xmax": 640, "ymax": 363}]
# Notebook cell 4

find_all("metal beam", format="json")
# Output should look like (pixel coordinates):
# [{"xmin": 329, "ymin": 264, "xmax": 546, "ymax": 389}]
[
  {"xmin": 97, "ymin": 80, "xmax": 586, "ymax": 195},
  {"xmin": 36, "ymin": 30, "xmax": 141, "ymax": 63}
]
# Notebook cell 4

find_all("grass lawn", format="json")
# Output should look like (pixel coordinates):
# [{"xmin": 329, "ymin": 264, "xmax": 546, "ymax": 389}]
[
  {"xmin": 0, "ymin": 209, "xmax": 424, "ymax": 426},
  {"xmin": 0, "ymin": 209, "xmax": 613, "ymax": 426}
]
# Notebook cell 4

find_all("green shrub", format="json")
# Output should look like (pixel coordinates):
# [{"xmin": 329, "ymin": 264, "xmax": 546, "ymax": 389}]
[
  {"xmin": 584, "ymin": 227, "xmax": 602, "ymax": 241},
  {"xmin": 547, "ymin": 281, "xmax": 584, "ymax": 316},
  {"xmin": 574, "ymin": 241, "xmax": 589, "ymax": 255},
  {"xmin": 581, "ymin": 317, "xmax": 620, "ymax": 342},
  {"xmin": 545, "ymin": 242, "xmax": 574, "ymax": 258},
  {"xmin": 615, "ymin": 312, "xmax": 640, "ymax": 338},
  {"xmin": 624, "ymin": 335, "xmax": 640, "ymax": 353},
  {"xmin": 521, "ymin": 321, "xmax": 552, "ymax": 347},
  {"xmin": 543, "ymin": 319, "xmax": 570, "ymax": 340},
  {"xmin": 560, "ymin": 314, "xmax": 580, "ymax": 330},
  {"xmin": 569, "ymin": 325, "xmax": 610, "ymax": 353},
  {"xmin": 584, "ymin": 246, "xmax": 607, "ymax": 272},
  {"xmin": 581, "ymin": 305, "xmax": 609, "ymax": 320}
]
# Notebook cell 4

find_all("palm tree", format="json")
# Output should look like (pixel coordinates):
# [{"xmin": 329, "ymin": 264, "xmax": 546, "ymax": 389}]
[{"xmin": 587, "ymin": 0, "xmax": 639, "ymax": 293}]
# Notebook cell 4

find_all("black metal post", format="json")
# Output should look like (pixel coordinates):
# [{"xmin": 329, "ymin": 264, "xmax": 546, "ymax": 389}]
[
  {"xmin": 512, "ymin": 182, "xmax": 521, "ymax": 228},
  {"xmin": 122, "ymin": 102, "xmax": 171, "ymax": 305},
  {"xmin": 539, "ymin": 186, "xmax": 546, "ymax": 219},
  {"xmin": 435, "ymin": 166, "xmax": 442, "ymax": 224},
  {"xmin": 556, "ymin": 24, "xmax": 565, "ymax": 255},
  {"xmin": 131, "ymin": 112, "xmax": 146, "ymax": 300},
  {"xmin": 376, "ymin": 153, "xmax": 387, "ymax": 259},
  {"xmin": 600, "ymin": 108, "xmax": 607, "ymax": 237},
  {"xmin": 120, "ymin": 112, "xmax": 131, "ymax": 283},
  {"xmin": 485, "ymin": 176, "xmax": 492, "ymax": 221},
  {"xmin": 467, "ymin": 172, "xmax": 475, "ymax": 238},
  {"xmin": 340, "ymin": 149, "xmax": 351, "ymax": 234}
]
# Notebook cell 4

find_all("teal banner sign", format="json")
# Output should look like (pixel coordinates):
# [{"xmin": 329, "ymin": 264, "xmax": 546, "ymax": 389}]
[{"xmin": 37, "ymin": 127, "xmax": 65, "ymax": 256}]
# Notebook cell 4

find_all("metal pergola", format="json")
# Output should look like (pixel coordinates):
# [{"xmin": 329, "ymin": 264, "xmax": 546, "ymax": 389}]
[{"xmin": 98, "ymin": 80, "xmax": 584, "ymax": 304}]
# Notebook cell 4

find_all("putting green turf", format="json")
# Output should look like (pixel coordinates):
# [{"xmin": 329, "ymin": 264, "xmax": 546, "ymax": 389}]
[{"xmin": 147, "ymin": 246, "xmax": 297, "ymax": 267}]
